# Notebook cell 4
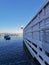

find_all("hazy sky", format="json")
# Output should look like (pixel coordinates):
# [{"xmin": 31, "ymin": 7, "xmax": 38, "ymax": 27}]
[{"xmin": 0, "ymin": 0, "xmax": 46, "ymax": 33}]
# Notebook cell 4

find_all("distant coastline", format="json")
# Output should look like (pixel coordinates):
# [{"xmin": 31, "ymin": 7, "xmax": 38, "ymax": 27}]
[{"xmin": 0, "ymin": 33, "xmax": 23, "ymax": 37}]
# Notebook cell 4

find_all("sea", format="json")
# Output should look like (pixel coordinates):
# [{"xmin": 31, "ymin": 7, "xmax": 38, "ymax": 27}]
[{"xmin": 0, "ymin": 36, "xmax": 38, "ymax": 65}]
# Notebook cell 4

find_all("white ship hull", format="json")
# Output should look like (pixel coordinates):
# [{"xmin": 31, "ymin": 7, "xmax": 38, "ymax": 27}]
[{"xmin": 23, "ymin": 0, "xmax": 49, "ymax": 65}]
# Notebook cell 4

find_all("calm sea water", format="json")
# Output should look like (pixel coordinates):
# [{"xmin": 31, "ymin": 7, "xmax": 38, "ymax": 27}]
[{"xmin": 0, "ymin": 36, "xmax": 37, "ymax": 65}]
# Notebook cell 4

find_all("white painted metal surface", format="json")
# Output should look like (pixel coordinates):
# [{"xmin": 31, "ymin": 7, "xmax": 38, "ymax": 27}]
[{"xmin": 23, "ymin": 0, "xmax": 49, "ymax": 65}]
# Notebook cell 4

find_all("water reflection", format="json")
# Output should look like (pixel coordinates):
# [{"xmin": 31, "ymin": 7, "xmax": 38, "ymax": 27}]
[{"xmin": 0, "ymin": 36, "xmax": 37, "ymax": 65}]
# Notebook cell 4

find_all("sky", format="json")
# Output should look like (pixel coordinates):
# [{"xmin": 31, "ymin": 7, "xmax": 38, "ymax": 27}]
[{"xmin": 0, "ymin": 0, "xmax": 46, "ymax": 33}]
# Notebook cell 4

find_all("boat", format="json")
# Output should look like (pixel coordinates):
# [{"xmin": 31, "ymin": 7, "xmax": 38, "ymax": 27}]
[
  {"xmin": 4, "ymin": 35, "xmax": 11, "ymax": 40},
  {"xmin": 23, "ymin": 0, "xmax": 49, "ymax": 65}
]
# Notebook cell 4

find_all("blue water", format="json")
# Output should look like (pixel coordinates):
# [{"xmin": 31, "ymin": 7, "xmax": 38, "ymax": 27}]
[{"xmin": 0, "ymin": 36, "xmax": 37, "ymax": 65}]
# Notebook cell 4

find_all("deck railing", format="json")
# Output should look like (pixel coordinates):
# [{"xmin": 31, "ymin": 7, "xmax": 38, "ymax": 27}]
[{"xmin": 23, "ymin": 0, "xmax": 49, "ymax": 65}]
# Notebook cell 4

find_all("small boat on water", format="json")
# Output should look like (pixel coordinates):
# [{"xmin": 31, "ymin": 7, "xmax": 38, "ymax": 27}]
[{"xmin": 4, "ymin": 35, "xmax": 11, "ymax": 40}]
